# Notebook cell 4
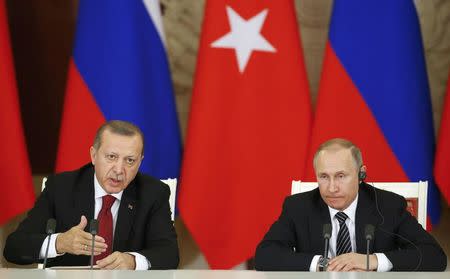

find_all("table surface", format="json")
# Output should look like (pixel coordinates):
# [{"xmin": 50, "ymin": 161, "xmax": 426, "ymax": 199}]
[{"xmin": 1, "ymin": 269, "xmax": 449, "ymax": 279}]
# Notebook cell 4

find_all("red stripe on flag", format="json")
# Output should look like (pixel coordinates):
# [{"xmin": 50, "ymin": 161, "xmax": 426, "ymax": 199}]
[
  {"xmin": 0, "ymin": 0, "xmax": 35, "ymax": 225},
  {"xmin": 56, "ymin": 59, "xmax": 105, "ymax": 172},
  {"xmin": 434, "ymin": 71, "xmax": 450, "ymax": 205},
  {"xmin": 304, "ymin": 43, "xmax": 408, "ymax": 182}
]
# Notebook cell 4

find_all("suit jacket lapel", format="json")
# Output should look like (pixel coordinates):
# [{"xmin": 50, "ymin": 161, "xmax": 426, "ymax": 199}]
[
  {"xmin": 73, "ymin": 166, "xmax": 95, "ymax": 229},
  {"xmin": 355, "ymin": 184, "xmax": 378, "ymax": 254},
  {"xmin": 310, "ymin": 190, "xmax": 332, "ymax": 255},
  {"xmin": 113, "ymin": 179, "xmax": 138, "ymax": 251}
]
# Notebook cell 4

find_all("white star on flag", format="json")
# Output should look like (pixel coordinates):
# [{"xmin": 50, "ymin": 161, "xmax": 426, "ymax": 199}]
[{"xmin": 211, "ymin": 6, "xmax": 276, "ymax": 73}]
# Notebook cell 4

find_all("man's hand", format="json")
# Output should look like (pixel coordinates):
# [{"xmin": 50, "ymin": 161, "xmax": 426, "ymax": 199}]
[
  {"xmin": 327, "ymin": 252, "xmax": 378, "ymax": 271},
  {"xmin": 55, "ymin": 215, "xmax": 107, "ymax": 255},
  {"xmin": 96, "ymin": 251, "xmax": 136, "ymax": 270}
]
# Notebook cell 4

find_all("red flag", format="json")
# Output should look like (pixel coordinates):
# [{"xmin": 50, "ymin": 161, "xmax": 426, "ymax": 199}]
[
  {"xmin": 178, "ymin": 0, "xmax": 311, "ymax": 269},
  {"xmin": 435, "ymin": 71, "xmax": 450, "ymax": 205},
  {"xmin": 0, "ymin": 0, "xmax": 35, "ymax": 225}
]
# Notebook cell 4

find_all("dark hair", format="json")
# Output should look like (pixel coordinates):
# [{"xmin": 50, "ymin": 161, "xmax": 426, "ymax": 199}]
[{"xmin": 93, "ymin": 120, "xmax": 144, "ymax": 155}]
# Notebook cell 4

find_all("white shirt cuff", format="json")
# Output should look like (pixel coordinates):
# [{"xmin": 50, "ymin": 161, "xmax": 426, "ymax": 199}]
[
  {"xmin": 39, "ymin": 233, "xmax": 64, "ymax": 259},
  {"xmin": 309, "ymin": 255, "xmax": 322, "ymax": 272},
  {"xmin": 375, "ymin": 253, "xmax": 393, "ymax": 272},
  {"xmin": 128, "ymin": 252, "xmax": 150, "ymax": 270}
]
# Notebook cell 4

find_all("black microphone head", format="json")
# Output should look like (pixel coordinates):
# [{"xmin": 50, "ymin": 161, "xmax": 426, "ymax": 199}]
[
  {"xmin": 46, "ymin": 218, "xmax": 56, "ymax": 234},
  {"xmin": 365, "ymin": 224, "xmax": 375, "ymax": 241},
  {"xmin": 89, "ymin": 219, "xmax": 98, "ymax": 235},
  {"xmin": 323, "ymin": 223, "xmax": 332, "ymax": 239}
]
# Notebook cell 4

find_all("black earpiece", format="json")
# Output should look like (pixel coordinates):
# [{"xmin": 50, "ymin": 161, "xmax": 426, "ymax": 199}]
[{"xmin": 359, "ymin": 170, "xmax": 367, "ymax": 181}]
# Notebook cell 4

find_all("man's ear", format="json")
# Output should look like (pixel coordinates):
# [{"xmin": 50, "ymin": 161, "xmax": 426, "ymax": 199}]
[
  {"xmin": 359, "ymin": 165, "xmax": 367, "ymax": 181},
  {"xmin": 89, "ymin": 146, "xmax": 96, "ymax": 165}
]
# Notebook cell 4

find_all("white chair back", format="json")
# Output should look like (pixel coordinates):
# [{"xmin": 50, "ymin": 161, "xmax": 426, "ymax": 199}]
[
  {"xmin": 291, "ymin": 180, "xmax": 428, "ymax": 229},
  {"xmin": 160, "ymin": 178, "xmax": 177, "ymax": 221}
]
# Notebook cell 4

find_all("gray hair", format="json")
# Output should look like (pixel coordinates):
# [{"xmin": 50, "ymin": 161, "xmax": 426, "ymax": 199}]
[
  {"xmin": 313, "ymin": 138, "xmax": 363, "ymax": 170},
  {"xmin": 93, "ymin": 120, "xmax": 144, "ymax": 155}
]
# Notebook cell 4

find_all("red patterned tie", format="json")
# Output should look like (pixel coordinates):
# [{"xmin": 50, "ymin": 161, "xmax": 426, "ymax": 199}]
[{"xmin": 94, "ymin": 195, "xmax": 116, "ymax": 263}]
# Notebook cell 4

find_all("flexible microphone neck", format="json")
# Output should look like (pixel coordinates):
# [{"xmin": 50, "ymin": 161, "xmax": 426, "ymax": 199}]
[
  {"xmin": 89, "ymin": 219, "xmax": 98, "ymax": 269},
  {"xmin": 322, "ymin": 223, "xmax": 332, "ymax": 259},
  {"xmin": 43, "ymin": 218, "xmax": 56, "ymax": 269},
  {"xmin": 364, "ymin": 224, "xmax": 375, "ymax": 271}
]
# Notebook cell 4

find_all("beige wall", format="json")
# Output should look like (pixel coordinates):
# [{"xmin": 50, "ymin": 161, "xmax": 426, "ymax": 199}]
[{"xmin": 1, "ymin": 0, "xmax": 449, "ymax": 269}]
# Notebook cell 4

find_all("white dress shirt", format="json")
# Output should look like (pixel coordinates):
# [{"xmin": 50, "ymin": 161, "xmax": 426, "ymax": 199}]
[
  {"xmin": 309, "ymin": 195, "xmax": 393, "ymax": 271},
  {"xmin": 39, "ymin": 174, "xmax": 150, "ymax": 269}
]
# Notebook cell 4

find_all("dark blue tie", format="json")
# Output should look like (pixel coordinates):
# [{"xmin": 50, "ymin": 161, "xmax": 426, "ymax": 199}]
[{"xmin": 336, "ymin": 212, "xmax": 352, "ymax": 255}]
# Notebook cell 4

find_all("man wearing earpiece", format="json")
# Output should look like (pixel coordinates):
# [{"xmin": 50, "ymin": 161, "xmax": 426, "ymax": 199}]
[{"xmin": 255, "ymin": 138, "xmax": 447, "ymax": 271}]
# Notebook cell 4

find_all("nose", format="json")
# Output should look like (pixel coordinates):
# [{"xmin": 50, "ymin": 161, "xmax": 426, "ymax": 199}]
[
  {"xmin": 328, "ymin": 178, "xmax": 338, "ymax": 193},
  {"xmin": 112, "ymin": 160, "xmax": 125, "ymax": 174}
]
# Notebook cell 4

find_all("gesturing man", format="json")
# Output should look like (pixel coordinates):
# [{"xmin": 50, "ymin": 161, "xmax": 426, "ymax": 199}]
[{"xmin": 4, "ymin": 120, "xmax": 178, "ymax": 269}]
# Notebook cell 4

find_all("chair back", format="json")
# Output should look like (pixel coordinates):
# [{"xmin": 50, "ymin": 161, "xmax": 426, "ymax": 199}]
[{"xmin": 160, "ymin": 178, "xmax": 177, "ymax": 221}]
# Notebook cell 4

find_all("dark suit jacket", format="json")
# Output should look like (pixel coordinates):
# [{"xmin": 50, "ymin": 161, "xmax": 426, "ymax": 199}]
[
  {"xmin": 3, "ymin": 164, "xmax": 179, "ymax": 269},
  {"xmin": 255, "ymin": 182, "xmax": 447, "ymax": 271}
]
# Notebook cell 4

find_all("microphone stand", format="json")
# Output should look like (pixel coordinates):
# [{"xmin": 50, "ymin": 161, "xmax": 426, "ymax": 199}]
[
  {"xmin": 324, "ymin": 236, "xmax": 330, "ymax": 260},
  {"xmin": 43, "ymin": 235, "xmax": 52, "ymax": 269},
  {"xmin": 89, "ymin": 219, "xmax": 98, "ymax": 269},
  {"xmin": 319, "ymin": 223, "xmax": 332, "ymax": 271},
  {"xmin": 366, "ymin": 238, "xmax": 370, "ymax": 271},
  {"xmin": 364, "ymin": 224, "xmax": 375, "ymax": 271},
  {"xmin": 43, "ymin": 219, "xmax": 56, "ymax": 269}
]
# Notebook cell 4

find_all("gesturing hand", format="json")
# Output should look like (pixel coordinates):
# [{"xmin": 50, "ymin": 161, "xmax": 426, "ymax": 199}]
[{"xmin": 55, "ymin": 215, "xmax": 108, "ymax": 256}]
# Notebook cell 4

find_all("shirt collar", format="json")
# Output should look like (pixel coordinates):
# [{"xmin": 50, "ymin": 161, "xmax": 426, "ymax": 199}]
[
  {"xmin": 94, "ymin": 173, "xmax": 123, "ymax": 201},
  {"xmin": 328, "ymin": 194, "xmax": 358, "ymax": 222}
]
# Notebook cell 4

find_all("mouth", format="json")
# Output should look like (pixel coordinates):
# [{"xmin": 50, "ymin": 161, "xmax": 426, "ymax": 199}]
[
  {"xmin": 108, "ymin": 177, "xmax": 123, "ymax": 186},
  {"xmin": 326, "ymin": 196, "xmax": 342, "ymax": 202}
]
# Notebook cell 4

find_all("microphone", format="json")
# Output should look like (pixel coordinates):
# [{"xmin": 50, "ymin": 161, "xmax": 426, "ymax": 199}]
[
  {"xmin": 43, "ymin": 218, "xmax": 56, "ymax": 269},
  {"xmin": 364, "ymin": 224, "xmax": 375, "ymax": 271},
  {"xmin": 322, "ymin": 224, "xmax": 332, "ymax": 259},
  {"xmin": 89, "ymin": 219, "xmax": 98, "ymax": 269}
]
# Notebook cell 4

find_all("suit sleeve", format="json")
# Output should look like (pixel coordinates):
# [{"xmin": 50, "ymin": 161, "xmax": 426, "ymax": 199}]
[
  {"xmin": 383, "ymin": 197, "xmax": 447, "ymax": 271},
  {"xmin": 137, "ymin": 183, "xmax": 179, "ymax": 269},
  {"xmin": 255, "ymin": 197, "xmax": 315, "ymax": 271},
  {"xmin": 3, "ymin": 176, "xmax": 56, "ymax": 264}
]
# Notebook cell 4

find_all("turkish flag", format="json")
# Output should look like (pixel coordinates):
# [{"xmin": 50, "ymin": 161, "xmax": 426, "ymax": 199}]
[
  {"xmin": 178, "ymin": 0, "xmax": 311, "ymax": 269},
  {"xmin": 0, "ymin": 0, "xmax": 35, "ymax": 225},
  {"xmin": 435, "ymin": 71, "xmax": 450, "ymax": 205}
]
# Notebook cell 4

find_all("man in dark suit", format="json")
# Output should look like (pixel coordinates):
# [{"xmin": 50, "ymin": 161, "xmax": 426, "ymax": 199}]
[
  {"xmin": 255, "ymin": 138, "xmax": 446, "ymax": 271},
  {"xmin": 4, "ymin": 120, "xmax": 178, "ymax": 269}
]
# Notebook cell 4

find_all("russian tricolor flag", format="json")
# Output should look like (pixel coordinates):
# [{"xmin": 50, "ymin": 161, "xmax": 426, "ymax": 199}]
[
  {"xmin": 305, "ymin": 0, "xmax": 440, "ymax": 226},
  {"xmin": 56, "ymin": 0, "xmax": 181, "ymax": 179}
]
